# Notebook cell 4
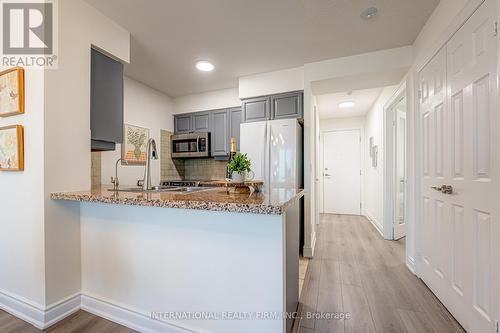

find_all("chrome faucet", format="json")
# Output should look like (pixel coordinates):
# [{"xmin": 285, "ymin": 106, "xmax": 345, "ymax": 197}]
[
  {"xmin": 111, "ymin": 158, "xmax": 128, "ymax": 191},
  {"xmin": 142, "ymin": 138, "xmax": 158, "ymax": 190}
]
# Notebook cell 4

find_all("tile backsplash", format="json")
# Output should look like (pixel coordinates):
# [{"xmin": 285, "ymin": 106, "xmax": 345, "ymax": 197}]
[
  {"xmin": 184, "ymin": 158, "xmax": 227, "ymax": 180},
  {"xmin": 91, "ymin": 152, "xmax": 102, "ymax": 187},
  {"xmin": 160, "ymin": 129, "xmax": 228, "ymax": 181},
  {"xmin": 160, "ymin": 130, "xmax": 184, "ymax": 180}
]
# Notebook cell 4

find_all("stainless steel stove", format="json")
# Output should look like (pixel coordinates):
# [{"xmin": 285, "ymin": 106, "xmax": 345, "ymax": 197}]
[{"xmin": 161, "ymin": 180, "xmax": 201, "ymax": 187}]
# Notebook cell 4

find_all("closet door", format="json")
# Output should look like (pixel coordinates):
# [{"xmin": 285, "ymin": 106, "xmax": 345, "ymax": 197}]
[{"xmin": 418, "ymin": 1, "xmax": 499, "ymax": 332}]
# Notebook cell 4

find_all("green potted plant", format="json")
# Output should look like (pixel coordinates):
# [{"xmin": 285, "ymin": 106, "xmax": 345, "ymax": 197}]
[{"xmin": 227, "ymin": 152, "xmax": 253, "ymax": 182}]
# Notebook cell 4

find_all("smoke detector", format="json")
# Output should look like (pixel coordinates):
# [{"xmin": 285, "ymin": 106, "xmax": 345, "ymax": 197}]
[{"xmin": 361, "ymin": 7, "xmax": 378, "ymax": 20}]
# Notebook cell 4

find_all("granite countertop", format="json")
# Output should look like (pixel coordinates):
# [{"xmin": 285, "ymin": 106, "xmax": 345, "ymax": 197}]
[{"xmin": 50, "ymin": 186, "xmax": 304, "ymax": 215}]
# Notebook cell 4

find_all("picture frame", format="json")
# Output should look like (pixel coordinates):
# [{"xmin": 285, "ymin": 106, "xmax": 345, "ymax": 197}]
[
  {"xmin": 122, "ymin": 124, "xmax": 150, "ymax": 165},
  {"xmin": 0, "ymin": 125, "xmax": 24, "ymax": 171},
  {"xmin": 0, "ymin": 67, "xmax": 25, "ymax": 117}
]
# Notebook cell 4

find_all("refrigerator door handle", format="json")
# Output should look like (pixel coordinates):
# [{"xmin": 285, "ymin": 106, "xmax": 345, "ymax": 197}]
[
  {"xmin": 261, "ymin": 124, "xmax": 268, "ymax": 186},
  {"xmin": 266, "ymin": 123, "xmax": 272, "ymax": 189}
]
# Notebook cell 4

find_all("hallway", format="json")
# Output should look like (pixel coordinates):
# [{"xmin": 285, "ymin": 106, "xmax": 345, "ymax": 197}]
[{"xmin": 298, "ymin": 214, "xmax": 465, "ymax": 333}]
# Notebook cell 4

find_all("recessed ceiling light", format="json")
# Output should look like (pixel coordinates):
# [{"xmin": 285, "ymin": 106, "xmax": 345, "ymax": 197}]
[
  {"xmin": 361, "ymin": 7, "xmax": 378, "ymax": 20},
  {"xmin": 196, "ymin": 61, "xmax": 215, "ymax": 72},
  {"xmin": 339, "ymin": 101, "xmax": 356, "ymax": 108}
]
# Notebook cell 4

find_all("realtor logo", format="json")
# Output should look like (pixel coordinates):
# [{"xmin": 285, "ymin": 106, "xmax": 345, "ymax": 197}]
[{"xmin": 1, "ymin": 0, "xmax": 58, "ymax": 68}]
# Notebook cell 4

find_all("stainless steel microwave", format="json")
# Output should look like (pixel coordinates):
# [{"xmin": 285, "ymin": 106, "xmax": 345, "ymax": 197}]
[{"xmin": 171, "ymin": 132, "xmax": 211, "ymax": 158}]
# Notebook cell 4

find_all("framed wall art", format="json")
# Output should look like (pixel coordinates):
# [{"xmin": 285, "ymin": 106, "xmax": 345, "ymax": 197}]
[
  {"xmin": 122, "ymin": 124, "xmax": 150, "ymax": 165},
  {"xmin": 0, "ymin": 125, "xmax": 24, "ymax": 171},
  {"xmin": 0, "ymin": 67, "xmax": 25, "ymax": 117}
]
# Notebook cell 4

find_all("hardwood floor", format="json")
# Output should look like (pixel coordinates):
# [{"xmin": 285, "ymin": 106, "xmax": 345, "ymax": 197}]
[
  {"xmin": 298, "ymin": 214, "xmax": 466, "ymax": 333},
  {"xmin": 1, "ymin": 214, "xmax": 465, "ymax": 333},
  {"xmin": 0, "ymin": 310, "xmax": 136, "ymax": 333}
]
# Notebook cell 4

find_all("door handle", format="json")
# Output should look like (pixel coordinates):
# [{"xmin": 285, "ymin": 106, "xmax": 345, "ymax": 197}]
[
  {"xmin": 431, "ymin": 185, "xmax": 453, "ymax": 194},
  {"xmin": 324, "ymin": 173, "xmax": 332, "ymax": 177}
]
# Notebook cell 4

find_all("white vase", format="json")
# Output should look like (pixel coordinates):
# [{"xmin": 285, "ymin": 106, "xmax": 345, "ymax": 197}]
[{"xmin": 231, "ymin": 171, "xmax": 245, "ymax": 183}]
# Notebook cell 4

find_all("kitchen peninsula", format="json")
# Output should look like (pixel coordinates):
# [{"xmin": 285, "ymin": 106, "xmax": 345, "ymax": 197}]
[{"xmin": 51, "ymin": 186, "xmax": 303, "ymax": 333}]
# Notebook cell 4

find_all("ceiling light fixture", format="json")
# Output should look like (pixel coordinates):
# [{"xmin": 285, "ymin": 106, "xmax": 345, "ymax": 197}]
[
  {"xmin": 339, "ymin": 101, "xmax": 356, "ymax": 108},
  {"xmin": 360, "ymin": 7, "xmax": 378, "ymax": 20},
  {"xmin": 196, "ymin": 61, "xmax": 214, "ymax": 72}
]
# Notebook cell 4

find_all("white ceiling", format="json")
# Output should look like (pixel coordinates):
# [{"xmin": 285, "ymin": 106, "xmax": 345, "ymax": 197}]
[
  {"xmin": 316, "ymin": 87, "xmax": 384, "ymax": 119},
  {"xmin": 85, "ymin": 0, "xmax": 439, "ymax": 97}
]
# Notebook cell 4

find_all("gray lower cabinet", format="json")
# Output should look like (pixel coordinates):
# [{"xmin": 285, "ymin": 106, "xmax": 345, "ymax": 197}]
[
  {"xmin": 229, "ymin": 107, "xmax": 242, "ymax": 151},
  {"xmin": 211, "ymin": 110, "xmax": 229, "ymax": 157},
  {"xmin": 271, "ymin": 91, "xmax": 303, "ymax": 119},
  {"xmin": 174, "ymin": 114, "xmax": 192, "ymax": 133},
  {"xmin": 242, "ymin": 96, "xmax": 271, "ymax": 123}
]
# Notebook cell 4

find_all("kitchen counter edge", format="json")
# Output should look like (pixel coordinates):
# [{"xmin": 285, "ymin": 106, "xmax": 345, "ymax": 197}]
[{"xmin": 50, "ymin": 188, "xmax": 305, "ymax": 215}]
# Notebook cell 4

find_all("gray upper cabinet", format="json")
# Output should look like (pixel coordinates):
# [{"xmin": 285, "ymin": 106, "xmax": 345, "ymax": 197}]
[
  {"xmin": 174, "ymin": 112, "xmax": 211, "ymax": 133},
  {"xmin": 271, "ymin": 91, "xmax": 303, "ymax": 119},
  {"xmin": 174, "ymin": 114, "xmax": 192, "ymax": 133},
  {"xmin": 173, "ymin": 106, "xmax": 243, "ymax": 158},
  {"xmin": 193, "ymin": 112, "xmax": 211, "ymax": 132},
  {"xmin": 211, "ymin": 110, "xmax": 229, "ymax": 157},
  {"xmin": 241, "ymin": 91, "xmax": 303, "ymax": 124},
  {"xmin": 90, "ymin": 48, "xmax": 124, "ymax": 151},
  {"xmin": 229, "ymin": 107, "xmax": 242, "ymax": 151},
  {"xmin": 242, "ymin": 96, "xmax": 271, "ymax": 123}
]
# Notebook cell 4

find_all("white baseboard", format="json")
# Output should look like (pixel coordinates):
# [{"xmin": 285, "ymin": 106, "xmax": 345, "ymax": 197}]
[
  {"xmin": 364, "ymin": 215, "xmax": 384, "ymax": 237},
  {"xmin": 0, "ymin": 289, "xmax": 80, "ymax": 330},
  {"xmin": 81, "ymin": 294, "xmax": 195, "ymax": 333},
  {"xmin": 406, "ymin": 255, "xmax": 416, "ymax": 275},
  {"xmin": 0, "ymin": 289, "xmax": 45, "ymax": 329},
  {"xmin": 303, "ymin": 231, "xmax": 316, "ymax": 258},
  {"xmin": 44, "ymin": 293, "xmax": 81, "ymax": 329},
  {"xmin": 0, "ymin": 290, "xmax": 196, "ymax": 332}
]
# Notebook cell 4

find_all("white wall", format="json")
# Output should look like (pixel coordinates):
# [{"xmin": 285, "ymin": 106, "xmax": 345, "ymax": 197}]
[
  {"xmin": 303, "ymin": 47, "xmax": 413, "ymax": 257},
  {"xmin": 0, "ymin": 70, "xmax": 46, "ymax": 308},
  {"xmin": 101, "ymin": 77, "xmax": 174, "ymax": 186},
  {"xmin": 363, "ymin": 86, "xmax": 397, "ymax": 234},
  {"xmin": 319, "ymin": 117, "xmax": 366, "ymax": 214},
  {"xmin": 0, "ymin": 0, "xmax": 130, "ymax": 326},
  {"xmin": 173, "ymin": 87, "xmax": 240, "ymax": 114},
  {"xmin": 43, "ymin": 0, "xmax": 130, "ymax": 309},
  {"xmin": 239, "ymin": 67, "xmax": 304, "ymax": 99}
]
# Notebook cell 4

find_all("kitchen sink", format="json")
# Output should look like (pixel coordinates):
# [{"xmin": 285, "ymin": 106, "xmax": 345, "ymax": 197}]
[
  {"xmin": 170, "ymin": 187, "xmax": 210, "ymax": 193},
  {"xmin": 108, "ymin": 186, "xmax": 213, "ymax": 193}
]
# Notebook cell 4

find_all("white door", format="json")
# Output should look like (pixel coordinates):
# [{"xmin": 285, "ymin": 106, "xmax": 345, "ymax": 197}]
[
  {"xmin": 418, "ymin": 1, "xmax": 499, "ymax": 332},
  {"xmin": 394, "ymin": 107, "xmax": 407, "ymax": 240},
  {"xmin": 323, "ymin": 130, "xmax": 361, "ymax": 215}
]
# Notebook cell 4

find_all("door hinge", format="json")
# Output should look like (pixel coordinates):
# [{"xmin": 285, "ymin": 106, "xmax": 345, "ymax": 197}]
[
  {"xmin": 496, "ymin": 320, "xmax": 499, "ymax": 333},
  {"xmin": 418, "ymin": 90, "xmax": 422, "ymax": 100},
  {"xmin": 360, "ymin": 169, "xmax": 362, "ymax": 175},
  {"xmin": 494, "ymin": 21, "xmax": 498, "ymax": 37}
]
